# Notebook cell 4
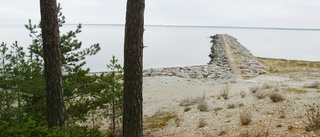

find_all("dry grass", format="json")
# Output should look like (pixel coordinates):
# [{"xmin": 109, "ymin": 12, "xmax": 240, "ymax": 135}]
[
  {"xmin": 258, "ymin": 57, "xmax": 320, "ymax": 73},
  {"xmin": 179, "ymin": 94, "xmax": 205, "ymax": 107},
  {"xmin": 275, "ymin": 101, "xmax": 292, "ymax": 119},
  {"xmin": 198, "ymin": 118, "xmax": 207, "ymax": 128},
  {"xmin": 217, "ymin": 127, "xmax": 227, "ymax": 136},
  {"xmin": 269, "ymin": 93, "xmax": 285, "ymax": 102},
  {"xmin": 197, "ymin": 101, "xmax": 209, "ymax": 112},
  {"xmin": 240, "ymin": 91, "xmax": 246, "ymax": 98},
  {"xmin": 240, "ymin": 123, "xmax": 270, "ymax": 137},
  {"xmin": 174, "ymin": 117, "xmax": 182, "ymax": 127},
  {"xmin": 262, "ymin": 83, "xmax": 272, "ymax": 89},
  {"xmin": 220, "ymin": 86, "xmax": 230, "ymax": 100},
  {"xmin": 304, "ymin": 82, "xmax": 320, "ymax": 89},
  {"xmin": 255, "ymin": 92, "xmax": 266, "ymax": 99},
  {"xmin": 285, "ymin": 87, "xmax": 307, "ymax": 94},
  {"xmin": 227, "ymin": 103, "xmax": 236, "ymax": 109},
  {"xmin": 240, "ymin": 111, "xmax": 253, "ymax": 125}
]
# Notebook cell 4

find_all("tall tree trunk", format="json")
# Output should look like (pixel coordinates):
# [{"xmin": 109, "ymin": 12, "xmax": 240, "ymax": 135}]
[
  {"xmin": 123, "ymin": 0, "xmax": 145, "ymax": 136},
  {"xmin": 40, "ymin": 0, "xmax": 64, "ymax": 127}
]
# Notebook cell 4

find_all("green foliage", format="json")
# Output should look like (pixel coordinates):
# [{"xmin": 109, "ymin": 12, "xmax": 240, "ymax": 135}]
[
  {"xmin": 0, "ymin": 4, "xmax": 123, "ymax": 135},
  {"xmin": 0, "ymin": 119, "xmax": 104, "ymax": 137}
]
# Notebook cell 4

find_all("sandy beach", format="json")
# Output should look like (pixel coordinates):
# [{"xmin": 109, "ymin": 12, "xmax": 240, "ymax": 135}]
[{"xmin": 142, "ymin": 71, "xmax": 320, "ymax": 136}]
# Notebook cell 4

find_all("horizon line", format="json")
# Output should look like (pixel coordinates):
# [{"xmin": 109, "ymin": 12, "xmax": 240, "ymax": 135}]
[
  {"xmin": 2, "ymin": 23, "xmax": 320, "ymax": 31},
  {"xmin": 64, "ymin": 23, "xmax": 320, "ymax": 31}
]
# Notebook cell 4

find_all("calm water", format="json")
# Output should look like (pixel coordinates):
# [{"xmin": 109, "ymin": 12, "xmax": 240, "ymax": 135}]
[{"xmin": 1, "ymin": 24, "xmax": 319, "ymax": 72}]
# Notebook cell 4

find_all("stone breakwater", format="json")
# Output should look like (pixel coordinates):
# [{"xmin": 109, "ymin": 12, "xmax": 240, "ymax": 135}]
[
  {"xmin": 143, "ymin": 65, "xmax": 232, "ymax": 79},
  {"xmin": 143, "ymin": 34, "xmax": 267, "ymax": 79}
]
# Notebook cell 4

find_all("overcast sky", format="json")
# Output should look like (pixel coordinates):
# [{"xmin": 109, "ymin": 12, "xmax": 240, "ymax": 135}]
[{"xmin": 1, "ymin": 0, "xmax": 320, "ymax": 28}]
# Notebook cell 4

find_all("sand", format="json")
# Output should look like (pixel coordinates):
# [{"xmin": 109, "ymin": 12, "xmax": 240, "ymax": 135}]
[{"xmin": 143, "ymin": 72, "xmax": 320, "ymax": 136}]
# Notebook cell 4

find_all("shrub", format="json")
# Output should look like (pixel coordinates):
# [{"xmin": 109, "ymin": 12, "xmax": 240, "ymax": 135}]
[
  {"xmin": 240, "ymin": 91, "xmax": 246, "ymax": 98},
  {"xmin": 174, "ymin": 117, "xmax": 182, "ymax": 127},
  {"xmin": 240, "ymin": 111, "xmax": 252, "ymax": 125},
  {"xmin": 197, "ymin": 101, "xmax": 209, "ymax": 112},
  {"xmin": 198, "ymin": 118, "xmax": 207, "ymax": 128},
  {"xmin": 239, "ymin": 103, "xmax": 244, "ymax": 107},
  {"xmin": 0, "ymin": 120, "xmax": 105, "ymax": 137},
  {"xmin": 250, "ymin": 85, "xmax": 260, "ymax": 93},
  {"xmin": 220, "ymin": 87, "xmax": 229, "ymax": 100},
  {"xmin": 269, "ymin": 93, "xmax": 285, "ymax": 102},
  {"xmin": 184, "ymin": 107, "xmax": 191, "ymax": 112},
  {"xmin": 305, "ymin": 104, "xmax": 320, "ymax": 131},
  {"xmin": 227, "ymin": 103, "xmax": 236, "ymax": 109}
]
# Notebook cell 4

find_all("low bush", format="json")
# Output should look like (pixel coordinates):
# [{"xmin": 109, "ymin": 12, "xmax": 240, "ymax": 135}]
[
  {"xmin": 305, "ymin": 104, "xmax": 320, "ymax": 131},
  {"xmin": 269, "ymin": 93, "xmax": 285, "ymax": 102},
  {"xmin": 240, "ymin": 91, "xmax": 246, "ymax": 98},
  {"xmin": 198, "ymin": 118, "xmax": 207, "ymax": 128},
  {"xmin": 227, "ymin": 103, "xmax": 236, "ymax": 109},
  {"xmin": 250, "ymin": 85, "xmax": 260, "ymax": 93},
  {"xmin": 240, "ymin": 111, "xmax": 252, "ymax": 125},
  {"xmin": 0, "ymin": 120, "xmax": 104, "ymax": 137},
  {"xmin": 197, "ymin": 101, "xmax": 209, "ymax": 112},
  {"xmin": 184, "ymin": 107, "xmax": 191, "ymax": 112}
]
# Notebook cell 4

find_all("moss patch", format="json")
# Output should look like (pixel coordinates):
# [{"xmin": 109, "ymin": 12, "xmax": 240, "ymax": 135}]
[{"xmin": 144, "ymin": 112, "xmax": 177, "ymax": 130}]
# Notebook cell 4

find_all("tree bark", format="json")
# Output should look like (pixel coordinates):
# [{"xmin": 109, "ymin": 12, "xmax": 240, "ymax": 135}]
[
  {"xmin": 40, "ymin": 0, "xmax": 65, "ymax": 127},
  {"xmin": 123, "ymin": 0, "xmax": 145, "ymax": 136}
]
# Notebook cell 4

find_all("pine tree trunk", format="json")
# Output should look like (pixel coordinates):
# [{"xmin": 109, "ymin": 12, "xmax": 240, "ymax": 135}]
[
  {"xmin": 40, "ymin": 0, "xmax": 65, "ymax": 127},
  {"xmin": 123, "ymin": 0, "xmax": 145, "ymax": 136}
]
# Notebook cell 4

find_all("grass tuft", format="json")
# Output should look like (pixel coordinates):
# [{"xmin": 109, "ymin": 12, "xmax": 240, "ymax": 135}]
[
  {"xmin": 255, "ymin": 92, "xmax": 266, "ymax": 99},
  {"xmin": 220, "ymin": 86, "xmax": 230, "ymax": 100},
  {"xmin": 240, "ymin": 111, "xmax": 252, "ymax": 125}
]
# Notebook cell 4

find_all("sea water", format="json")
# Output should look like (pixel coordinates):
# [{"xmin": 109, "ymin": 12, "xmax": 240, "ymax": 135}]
[{"xmin": 1, "ymin": 24, "xmax": 319, "ymax": 72}]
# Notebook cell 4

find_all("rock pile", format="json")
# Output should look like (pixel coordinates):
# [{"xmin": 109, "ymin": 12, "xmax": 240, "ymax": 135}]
[
  {"xmin": 143, "ymin": 65, "xmax": 232, "ymax": 79},
  {"xmin": 208, "ymin": 34, "xmax": 267, "ymax": 78},
  {"xmin": 143, "ymin": 34, "xmax": 267, "ymax": 79}
]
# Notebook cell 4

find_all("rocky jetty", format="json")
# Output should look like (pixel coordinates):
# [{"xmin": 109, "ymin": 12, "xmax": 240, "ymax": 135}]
[
  {"xmin": 208, "ymin": 34, "xmax": 267, "ymax": 78},
  {"xmin": 143, "ymin": 34, "xmax": 267, "ymax": 79},
  {"xmin": 143, "ymin": 65, "xmax": 232, "ymax": 79}
]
